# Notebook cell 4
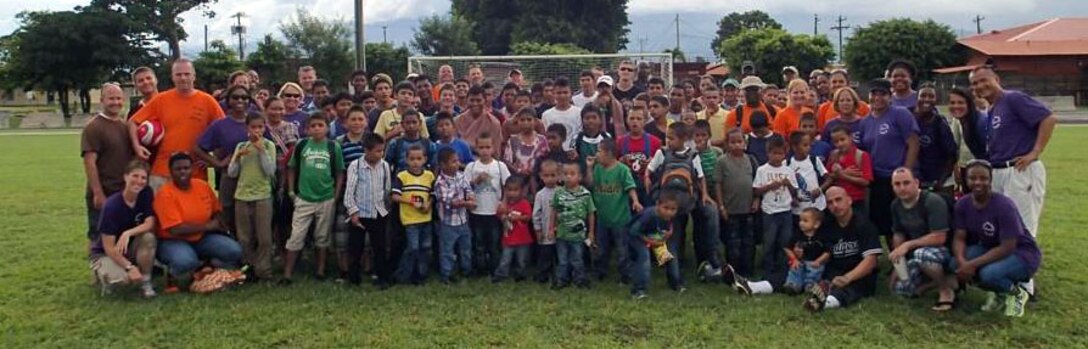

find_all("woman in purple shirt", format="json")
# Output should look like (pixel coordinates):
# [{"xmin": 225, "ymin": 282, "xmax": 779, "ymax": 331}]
[
  {"xmin": 277, "ymin": 82, "xmax": 310, "ymax": 137},
  {"xmin": 953, "ymin": 160, "xmax": 1041, "ymax": 317},
  {"xmin": 860, "ymin": 79, "xmax": 919, "ymax": 244}
]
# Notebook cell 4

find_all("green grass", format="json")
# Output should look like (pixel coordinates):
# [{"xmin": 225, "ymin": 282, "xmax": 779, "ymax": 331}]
[{"xmin": 2, "ymin": 128, "xmax": 1087, "ymax": 348}]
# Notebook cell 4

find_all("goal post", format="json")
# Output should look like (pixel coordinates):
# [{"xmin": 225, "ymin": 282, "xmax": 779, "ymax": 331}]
[{"xmin": 408, "ymin": 53, "xmax": 674, "ymax": 87}]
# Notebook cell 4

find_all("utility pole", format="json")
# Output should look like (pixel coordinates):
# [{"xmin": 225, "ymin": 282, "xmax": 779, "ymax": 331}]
[
  {"xmin": 638, "ymin": 36, "xmax": 647, "ymax": 53},
  {"xmin": 354, "ymin": 0, "xmax": 365, "ymax": 70},
  {"xmin": 382, "ymin": 26, "xmax": 388, "ymax": 44},
  {"xmin": 831, "ymin": 15, "xmax": 849, "ymax": 63},
  {"xmin": 973, "ymin": 15, "xmax": 986, "ymax": 34},
  {"xmin": 813, "ymin": 14, "xmax": 820, "ymax": 36},
  {"xmin": 204, "ymin": 24, "xmax": 208, "ymax": 52},
  {"xmin": 675, "ymin": 13, "xmax": 681, "ymax": 53},
  {"xmin": 230, "ymin": 12, "xmax": 247, "ymax": 61}
]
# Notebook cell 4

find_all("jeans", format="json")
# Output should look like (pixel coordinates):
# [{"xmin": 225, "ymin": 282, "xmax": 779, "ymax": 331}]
[
  {"xmin": 494, "ymin": 245, "xmax": 530, "ymax": 279},
  {"xmin": 785, "ymin": 262, "xmax": 826, "ymax": 289},
  {"xmin": 761, "ymin": 212, "xmax": 793, "ymax": 276},
  {"xmin": 672, "ymin": 202, "xmax": 722, "ymax": 270},
  {"xmin": 157, "ymin": 233, "xmax": 243, "ymax": 276},
  {"xmin": 84, "ymin": 192, "xmax": 101, "ymax": 240},
  {"xmin": 470, "ymin": 214, "xmax": 502, "ymax": 275},
  {"xmin": 963, "ymin": 245, "xmax": 1032, "ymax": 293},
  {"xmin": 439, "ymin": 223, "xmax": 472, "ymax": 278},
  {"xmin": 593, "ymin": 224, "xmax": 630, "ymax": 280},
  {"xmin": 395, "ymin": 223, "xmax": 433, "ymax": 283},
  {"xmin": 723, "ymin": 214, "xmax": 755, "ymax": 277},
  {"xmin": 629, "ymin": 237, "xmax": 683, "ymax": 294},
  {"xmin": 555, "ymin": 240, "xmax": 587, "ymax": 284}
]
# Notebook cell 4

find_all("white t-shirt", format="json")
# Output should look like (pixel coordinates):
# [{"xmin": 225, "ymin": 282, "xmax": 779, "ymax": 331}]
[
  {"xmin": 753, "ymin": 163, "xmax": 797, "ymax": 214},
  {"xmin": 542, "ymin": 105, "xmax": 583, "ymax": 152},
  {"xmin": 646, "ymin": 147, "xmax": 704, "ymax": 178},
  {"xmin": 464, "ymin": 159, "xmax": 511, "ymax": 215},
  {"xmin": 572, "ymin": 91, "xmax": 598, "ymax": 108},
  {"xmin": 787, "ymin": 155, "xmax": 828, "ymax": 213}
]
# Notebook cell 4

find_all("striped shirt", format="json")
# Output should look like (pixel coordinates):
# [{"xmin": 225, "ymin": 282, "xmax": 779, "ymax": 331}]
[
  {"xmin": 336, "ymin": 133, "xmax": 367, "ymax": 167},
  {"xmin": 344, "ymin": 158, "xmax": 391, "ymax": 219},
  {"xmin": 435, "ymin": 171, "xmax": 474, "ymax": 226}
]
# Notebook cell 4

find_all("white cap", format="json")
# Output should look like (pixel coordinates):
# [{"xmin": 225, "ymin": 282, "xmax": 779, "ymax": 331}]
[{"xmin": 596, "ymin": 75, "xmax": 614, "ymax": 87}]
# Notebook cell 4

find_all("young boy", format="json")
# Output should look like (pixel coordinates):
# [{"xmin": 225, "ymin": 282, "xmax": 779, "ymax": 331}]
[
  {"xmin": 283, "ymin": 113, "xmax": 345, "ymax": 284},
  {"xmin": 783, "ymin": 207, "xmax": 830, "ymax": 294},
  {"xmin": 332, "ymin": 106, "xmax": 370, "ymax": 282},
  {"xmin": 616, "ymin": 108, "xmax": 662, "ymax": 206},
  {"xmin": 464, "ymin": 133, "xmax": 511, "ymax": 276},
  {"xmin": 541, "ymin": 77, "xmax": 582, "ymax": 153},
  {"xmin": 645, "ymin": 96, "xmax": 671, "ymax": 141},
  {"xmin": 753, "ymin": 137, "xmax": 799, "ymax": 277},
  {"xmin": 714, "ymin": 128, "xmax": 760, "ymax": 277},
  {"xmin": 825, "ymin": 125, "xmax": 873, "ymax": 215},
  {"xmin": 385, "ymin": 110, "xmax": 436, "ymax": 173},
  {"xmin": 799, "ymin": 113, "xmax": 832, "ymax": 160},
  {"xmin": 434, "ymin": 111, "xmax": 475, "ymax": 166},
  {"xmin": 572, "ymin": 105, "xmax": 612, "ymax": 174},
  {"xmin": 391, "ymin": 144, "xmax": 436, "ymax": 285},
  {"xmin": 532, "ymin": 160, "xmax": 561, "ymax": 283},
  {"xmin": 536, "ymin": 124, "xmax": 571, "ymax": 180},
  {"xmin": 628, "ymin": 193, "xmax": 685, "ymax": 299},
  {"xmin": 550, "ymin": 162, "xmax": 596, "ymax": 289},
  {"xmin": 375, "ymin": 81, "xmax": 430, "ymax": 139},
  {"xmin": 585, "ymin": 141, "xmax": 642, "ymax": 282},
  {"xmin": 746, "ymin": 111, "xmax": 784, "ymax": 165},
  {"xmin": 786, "ymin": 131, "xmax": 829, "ymax": 220},
  {"xmin": 228, "ymin": 114, "xmax": 277, "ymax": 281},
  {"xmin": 696, "ymin": 85, "xmax": 728, "ymax": 148},
  {"xmin": 693, "ymin": 120, "xmax": 723, "ymax": 206},
  {"xmin": 344, "ymin": 133, "xmax": 393, "ymax": 286},
  {"xmin": 328, "ymin": 93, "xmax": 356, "ymax": 138},
  {"xmin": 493, "ymin": 177, "xmax": 534, "ymax": 282},
  {"xmin": 434, "ymin": 147, "xmax": 476, "ymax": 284}
]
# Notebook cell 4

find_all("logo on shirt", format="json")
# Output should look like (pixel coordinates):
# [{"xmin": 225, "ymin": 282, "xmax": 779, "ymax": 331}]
[
  {"xmin": 919, "ymin": 134, "xmax": 932, "ymax": 147},
  {"xmin": 991, "ymin": 114, "xmax": 1002, "ymax": 131},
  {"xmin": 831, "ymin": 239, "xmax": 859, "ymax": 258},
  {"xmin": 878, "ymin": 123, "xmax": 890, "ymax": 135},
  {"xmin": 982, "ymin": 221, "xmax": 996, "ymax": 237}
]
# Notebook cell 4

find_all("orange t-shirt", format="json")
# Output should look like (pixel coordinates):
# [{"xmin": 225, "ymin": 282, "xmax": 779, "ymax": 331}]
[
  {"xmin": 131, "ymin": 89, "xmax": 225, "ymax": 179},
  {"xmin": 817, "ymin": 100, "xmax": 870, "ymax": 131},
  {"xmin": 772, "ymin": 106, "xmax": 814, "ymax": 138},
  {"xmin": 725, "ymin": 102, "xmax": 775, "ymax": 134},
  {"xmin": 154, "ymin": 179, "xmax": 220, "ymax": 243}
]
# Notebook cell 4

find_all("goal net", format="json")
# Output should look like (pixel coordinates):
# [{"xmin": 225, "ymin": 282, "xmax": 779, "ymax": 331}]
[{"xmin": 408, "ymin": 53, "xmax": 674, "ymax": 87}]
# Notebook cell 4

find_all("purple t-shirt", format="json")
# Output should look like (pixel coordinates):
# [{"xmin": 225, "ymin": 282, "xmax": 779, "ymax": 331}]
[
  {"xmin": 988, "ymin": 90, "xmax": 1051, "ymax": 163},
  {"xmin": 198, "ymin": 116, "xmax": 250, "ymax": 161},
  {"xmin": 90, "ymin": 188, "xmax": 155, "ymax": 256},
  {"xmin": 891, "ymin": 90, "xmax": 917, "ymax": 109},
  {"xmin": 285, "ymin": 111, "xmax": 310, "ymax": 137},
  {"xmin": 822, "ymin": 118, "xmax": 864, "ymax": 148},
  {"xmin": 915, "ymin": 114, "xmax": 957, "ymax": 184},
  {"xmin": 860, "ymin": 106, "xmax": 919, "ymax": 178},
  {"xmin": 954, "ymin": 193, "xmax": 1041, "ymax": 273}
]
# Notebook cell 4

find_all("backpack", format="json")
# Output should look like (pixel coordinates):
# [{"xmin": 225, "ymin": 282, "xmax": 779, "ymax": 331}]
[
  {"xmin": 734, "ymin": 103, "xmax": 778, "ymax": 128},
  {"xmin": 388, "ymin": 137, "xmax": 434, "ymax": 170},
  {"xmin": 290, "ymin": 138, "xmax": 338, "ymax": 194},
  {"xmin": 653, "ymin": 149, "xmax": 698, "ymax": 212}
]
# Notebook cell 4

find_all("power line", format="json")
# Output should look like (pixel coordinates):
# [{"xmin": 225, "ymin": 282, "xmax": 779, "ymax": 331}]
[{"xmin": 973, "ymin": 15, "xmax": 986, "ymax": 34}]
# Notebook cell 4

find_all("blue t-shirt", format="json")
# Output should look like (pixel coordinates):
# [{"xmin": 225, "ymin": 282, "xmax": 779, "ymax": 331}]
[
  {"xmin": 860, "ymin": 106, "xmax": 919, "ymax": 178},
  {"xmin": 90, "ymin": 188, "xmax": 155, "ymax": 256},
  {"xmin": 914, "ymin": 114, "xmax": 957, "ymax": 184},
  {"xmin": 385, "ymin": 136, "xmax": 437, "ymax": 173},
  {"xmin": 810, "ymin": 140, "xmax": 833, "ymax": 161},
  {"xmin": 436, "ymin": 138, "xmax": 475, "ymax": 165},
  {"xmin": 628, "ymin": 207, "xmax": 673, "ymax": 242},
  {"xmin": 822, "ymin": 118, "xmax": 864, "ymax": 148},
  {"xmin": 954, "ymin": 193, "xmax": 1042, "ymax": 274},
  {"xmin": 987, "ymin": 90, "xmax": 1051, "ymax": 163}
]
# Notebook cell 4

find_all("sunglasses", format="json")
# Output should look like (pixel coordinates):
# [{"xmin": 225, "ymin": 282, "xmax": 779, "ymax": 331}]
[
  {"xmin": 230, "ymin": 94, "xmax": 250, "ymax": 101},
  {"xmin": 282, "ymin": 93, "xmax": 302, "ymax": 98},
  {"xmin": 619, "ymin": 67, "xmax": 634, "ymax": 72}
]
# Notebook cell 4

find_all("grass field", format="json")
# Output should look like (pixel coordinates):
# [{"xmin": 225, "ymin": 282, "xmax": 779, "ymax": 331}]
[{"xmin": 1, "ymin": 128, "xmax": 1087, "ymax": 348}]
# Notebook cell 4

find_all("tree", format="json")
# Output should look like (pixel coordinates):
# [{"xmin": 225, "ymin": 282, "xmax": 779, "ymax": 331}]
[
  {"xmin": 664, "ymin": 48, "xmax": 687, "ymax": 63},
  {"xmin": 86, "ymin": 0, "xmax": 217, "ymax": 60},
  {"xmin": 280, "ymin": 8, "xmax": 354, "ymax": 89},
  {"xmin": 510, "ymin": 42, "xmax": 593, "ymax": 82},
  {"xmin": 412, "ymin": 14, "xmax": 480, "ymax": 56},
  {"xmin": 246, "ymin": 34, "xmax": 294, "ymax": 87},
  {"xmin": 844, "ymin": 18, "xmax": 965, "ymax": 83},
  {"xmin": 193, "ymin": 40, "xmax": 243, "ymax": 92},
  {"xmin": 711, "ymin": 11, "xmax": 782, "ymax": 57},
  {"xmin": 717, "ymin": 28, "xmax": 834, "ymax": 86},
  {"xmin": 365, "ymin": 42, "xmax": 411, "ymax": 82},
  {"xmin": 452, "ymin": 0, "xmax": 630, "ymax": 54}
]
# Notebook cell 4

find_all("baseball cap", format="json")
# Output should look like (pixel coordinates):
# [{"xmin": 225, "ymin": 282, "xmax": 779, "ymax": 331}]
[
  {"xmin": 721, "ymin": 78, "xmax": 740, "ymax": 89},
  {"xmin": 596, "ymin": 75, "xmax": 614, "ymax": 87},
  {"xmin": 869, "ymin": 79, "xmax": 892, "ymax": 94},
  {"xmin": 781, "ymin": 66, "xmax": 799, "ymax": 75}
]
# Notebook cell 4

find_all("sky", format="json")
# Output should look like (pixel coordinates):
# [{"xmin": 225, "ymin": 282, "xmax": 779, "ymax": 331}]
[{"xmin": 2, "ymin": 0, "xmax": 1086, "ymax": 61}]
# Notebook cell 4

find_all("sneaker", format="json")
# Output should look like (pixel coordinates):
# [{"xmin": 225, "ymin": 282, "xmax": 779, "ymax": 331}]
[
  {"xmin": 676, "ymin": 286, "xmax": 688, "ymax": 294},
  {"xmin": 1005, "ymin": 286, "xmax": 1030, "ymax": 317},
  {"xmin": 732, "ymin": 274, "xmax": 753, "ymax": 296},
  {"xmin": 632, "ymin": 291, "xmax": 648, "ymax": 300},
  {"xmin": 980, "ymin": 292, "xmax": 1005, "ymax": 312},
  {"xmin": 803, "ymin": 296, "xmax": 825, "ymax": 312},
  {"xmin": 697, "ymin": 261, "xmax": 710, "ymax": 282},
  {"xmin": 140, "ymin": 283, "xmax": 157, "ymax": 298},
  {"xmin": 807, "ymin": 281, "xmax": 830, "ymax": 305},
  {"xmin": 720, "ymin": 264, "xmax": 737, "ymax": 285}
]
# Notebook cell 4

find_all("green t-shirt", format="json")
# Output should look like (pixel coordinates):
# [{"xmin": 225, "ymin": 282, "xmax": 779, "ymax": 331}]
[
  {"xmin": 551, "ymin": 185, "xmax": 596, "ymax": 242},
  {"xmin": 591, "ymin": 163, "xmax": 636, "ymax": 228},
  {"xmin": 233, "ymin": 139, "xmax": 276, "ymax": 201},
  {"xmin": 288, "ymin": 139, "xmax": 345, "ymax": 202},
  {"xmin": 698, "ymin": 147, "xmax": 723, "ymax": 185}
]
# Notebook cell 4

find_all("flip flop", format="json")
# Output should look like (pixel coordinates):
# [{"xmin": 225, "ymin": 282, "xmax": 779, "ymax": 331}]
[{"xmin": 931, "ymin": 300, "xmax": 955, "ymax": 312}]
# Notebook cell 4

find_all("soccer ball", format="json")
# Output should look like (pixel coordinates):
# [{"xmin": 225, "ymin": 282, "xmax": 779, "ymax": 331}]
[{"xmin": 137, "ymin": 120, "xmax": 165, "ymax": 147}]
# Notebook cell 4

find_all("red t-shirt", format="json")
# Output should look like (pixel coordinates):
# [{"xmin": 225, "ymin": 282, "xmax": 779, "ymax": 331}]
[
  {"xmin": 502, "ymin": 199, "xmax": 534, "ymax": 247},
  {"xmin": 825, "ymin": 147, "xmax": 874, "ymax": 202},
  {"xmin": 616, "ymin": 133, "xmax": 662, "ymax": 177}
]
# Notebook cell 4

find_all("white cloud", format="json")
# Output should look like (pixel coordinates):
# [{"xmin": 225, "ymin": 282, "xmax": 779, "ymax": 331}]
[{"xmin": 628, "ymin": 0, "xmax": 1041, "ymax": 16}]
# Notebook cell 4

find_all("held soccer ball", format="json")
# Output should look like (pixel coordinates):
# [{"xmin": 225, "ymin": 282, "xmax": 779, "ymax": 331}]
[{"xmin": 137, "ymin": 120, "xmax": 165, "ymax": 147}]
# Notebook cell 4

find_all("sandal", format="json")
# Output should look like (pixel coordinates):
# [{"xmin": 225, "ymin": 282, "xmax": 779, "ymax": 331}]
[{"xmin": 932, "ymin": 299, "xmax": 956, "ymax": 312}]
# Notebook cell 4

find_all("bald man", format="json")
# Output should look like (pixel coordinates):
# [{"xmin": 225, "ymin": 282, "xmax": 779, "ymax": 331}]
[
  {"xmin": 82, "ymin": 83, "xmax": 135, "ymax": 239},
  {"xmin": 888, "ymin": 168, "xmax": 957, "ymax": 310}
]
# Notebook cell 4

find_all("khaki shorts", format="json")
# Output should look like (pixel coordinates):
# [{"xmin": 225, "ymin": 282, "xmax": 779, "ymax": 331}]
[{"xmin": 90, "ymin": 254, "xmax": 134, "ymax": 285}]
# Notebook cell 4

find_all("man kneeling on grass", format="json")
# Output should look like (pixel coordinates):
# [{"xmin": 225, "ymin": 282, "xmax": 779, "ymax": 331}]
[
  {"xmin": 733, "ymin": 186, "xmax": 883, "ymax": 312},
  {"xmin": 90, "ymin": 160, "xmax": 158, "ymax": 298}
]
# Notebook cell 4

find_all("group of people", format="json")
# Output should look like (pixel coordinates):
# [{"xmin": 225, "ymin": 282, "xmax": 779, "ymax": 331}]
[{"xmin": 81, "ymin": 56, "xmax": 1053, "ymax": 317}]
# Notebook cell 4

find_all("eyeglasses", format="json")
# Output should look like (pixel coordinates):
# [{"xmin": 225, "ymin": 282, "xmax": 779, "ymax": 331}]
[
  {"xmin": 619, "ymin": 67, "xmax": 634, "ymax": 72},
  {"xmin": 282, "ymin": 93, "xmax": 302, "ymax": 98},
  {"xmin": 230, "ymin": 94, "xmax": 250, "ymax": 101}
]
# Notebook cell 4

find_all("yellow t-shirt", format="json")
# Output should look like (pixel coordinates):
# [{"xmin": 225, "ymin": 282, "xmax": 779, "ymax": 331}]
[
  {"xmin": 375, "ymin": 109, "xmax": 430, "ymax": 139},
  {"xmin": 696, "ymin": 108, "xmax": 728, "ymax": 144},
  {"xmin": 393, "ymin": 169, "xmax": 436, "ymax": 225}
]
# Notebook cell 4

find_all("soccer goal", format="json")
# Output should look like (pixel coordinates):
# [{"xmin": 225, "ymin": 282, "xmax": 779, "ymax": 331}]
[{"xmin": 408, "ymin": 53, "xmax": 674, "ymax": 87}]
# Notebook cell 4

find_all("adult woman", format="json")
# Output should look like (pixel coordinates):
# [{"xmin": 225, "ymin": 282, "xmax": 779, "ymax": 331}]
[
  {"xmin": 277, "ymin": 82, "xmax": 309, "ymax": 136},
  {"xmin": 953, "ymin": 160, "xmax": 1041, "ymax": 317},
  {"xmin": 194, "ymin": 85, "xmax": 255, "ymax": 230},
  {"xmin": 947, "ymin": 88, "xmax": 990, "ymax": 193},
  {"xmin": 911, "ymin": 83, "xmax": 957, "ymax": 190},
  {"xmin": 89, "ymin": 160, "xmax": 158, "ymax": 298},
  {"xmin": 860, "ymin": 79, "xmax": 919, "ymax": 245},
  {"xmin": 887, "ymin": 60, "xmax": 918, "ymax": 108},
  {"xmin": 821, "ymin": 87, "xmax": 865, "ymax": 146},
  {"xmin": 771, "ymin": 79, "xmax": 814, "ymax": 137},
  {"xmin": 817, "ymin": 69, "xmax": 870, "ymax": 131},
  {"xmin": 155, "ymin": 153, "xmax": 243, "ymax": 291},
  {"xmin": 254, "ymin": 88, "xmax": 271, "ymax": 111},
  {"xmin": 263, "ymin": 96, "xmax": 297, "ymax": 256}
]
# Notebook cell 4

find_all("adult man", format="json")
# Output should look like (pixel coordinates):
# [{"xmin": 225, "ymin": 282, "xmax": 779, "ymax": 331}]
[
  {"xmin": 646, "ymin": 77, "xmax": 667, "ymax": 98},
  {"xmin": 247, "ymin": 70, "xmax": 260, "ymax": 87},
  {"xmin": 467, "ymin": 64, "xmax": 485, "ymax": 86},
  {"xmin": 350, "ymin": 69, "xmax": 369, "ymax": 102},
  {"xmin": 970, "ymin": 65, "xmax": 1056, "ymax": 297},
  {"xmin": 433, "ymin": 64, "xmax": 455, "ymax": 101},
  {"xmin": 592, "ymin": 75, "xmax": 626, "ymax": 137},
  {"xmin": 725, "ymin": 76, "xmax": 777, "ymax": 133},
  {"xmin": 612, "ymin": 60, "xmax": 644, "ymax": 108},
  {"xmin": 83, "ymin": 83, "xmax": 135, "ymax": 239},
  {"xmin": 720, "ymin": 78, "xmax": 741, "ymax": 110},
  {"xmin": 455, "ymin": 86, "xmax": 503, "ymax": 151},
  {"xmin": 508, "ymin": 69, "xmax": 524, "ymax": 87},
  {"xmin": 572, "ymin": 70, "xmax": 598, "ymax": 108},
  {"xmin": 666, "ymin": 84, "xmax": 686, "ymax": 121},
  {"xmin": 128, "ymin": 67, "xmax": 159, "ymax": 118},
  {"xmin": 414, "ymin": 75, "xmax": 439, "ymax": 116},
  {"xmin": 311, "ymin": 79, "xmax": 331, "ymax": 110},
  {"xmin": 298, "ymin": 65, "xmax": 318, "ymax": 111},
  {"xmin": 454, "ymin": 78, "xmax": 471, "ymax": 110},
  {"xmin": 888, "ymin": 168, "xmax": 956, "ymax": 311},
  {"xmin": 782, "ymin": 66, "xmax": 799, "ymax": 85},
  {"xmin": 130, "ymin": 58, "xmax": 225, "ymax": 190}
]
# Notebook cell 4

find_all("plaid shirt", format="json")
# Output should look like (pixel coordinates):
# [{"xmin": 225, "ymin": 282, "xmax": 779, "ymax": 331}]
[{"xmin": 435, "ymin": 171, "xmax": 474, "ymax": 226}]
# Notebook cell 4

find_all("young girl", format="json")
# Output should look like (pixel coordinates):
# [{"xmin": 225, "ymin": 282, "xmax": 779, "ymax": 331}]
[
  {"xmin": 504, "ymin": 108, "xmax": 548, "ymax": 192},
  {"xmin": 228, "ymin": 114, "xmax": 277, "ymax": 281},
  {"xmin": 493, "ymin": 177, "xmax": 534, "ymax": 282}
]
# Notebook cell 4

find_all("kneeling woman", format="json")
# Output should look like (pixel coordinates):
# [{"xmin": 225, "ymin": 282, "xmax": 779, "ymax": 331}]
[
  {"xmin": 154, "ymin": 153, "xmax": 243, "ymax": 291},
  {"xmin": 89, "ymin": 160, "xmax": 158, "ymax": 297},
  {"xmin": 953, "ymin": 160, "xmax": 1041, "ymax": 317}
]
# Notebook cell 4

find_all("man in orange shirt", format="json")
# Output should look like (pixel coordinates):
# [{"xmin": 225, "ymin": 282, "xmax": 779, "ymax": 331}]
[
  {"xmin": 726, "ymin": 76, "xmax": 778, "ymax": 134},
  {"xmin": 129, "ymin": 58, "xmax": 225, "ymax": 191},
  {"xmin": 817, "ymin": 69, "xmax": 870, "ymax": 131}
]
